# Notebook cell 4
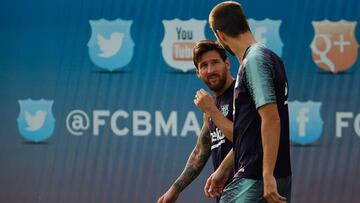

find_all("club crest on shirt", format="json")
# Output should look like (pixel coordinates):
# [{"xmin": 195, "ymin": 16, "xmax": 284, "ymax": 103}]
[
  {"xmin": 161, "ymin": 19, "xmax": 206, "ymax": 72},
  {"xmin": 310, "ymin": 20, "xmax": 359, "ymax": 73},
  {"xmin": 220, "ymin": 104, "xmax": 229, "ymax": 117}
]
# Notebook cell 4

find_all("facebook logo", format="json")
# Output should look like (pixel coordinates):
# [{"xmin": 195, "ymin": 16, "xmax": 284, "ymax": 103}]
[
  {"xmin": 248, "ymin": 19, "xmax": 283, "ymax": 57},
  {"xmin": 289, "ymin": 101, "xmax": 323, "ymax": 145}
]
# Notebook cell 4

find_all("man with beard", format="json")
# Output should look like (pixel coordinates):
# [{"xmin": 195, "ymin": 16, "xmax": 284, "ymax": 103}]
[
  {"xmin": 157, "ymin": 40, "xmax": 235, "ymax": 203},
  {"xmin": 205, "ymin": 1, "xmax": 292, "ymax": 203}
]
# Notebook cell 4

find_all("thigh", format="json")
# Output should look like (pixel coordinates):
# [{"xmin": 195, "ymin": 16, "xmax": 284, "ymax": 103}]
[{"xmin": 220, "ymin": 178, "xmax": 263, "ymax": 203}]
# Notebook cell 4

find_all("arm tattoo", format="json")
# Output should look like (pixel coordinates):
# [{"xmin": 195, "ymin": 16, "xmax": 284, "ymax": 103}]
[{"xmin": 173, "ymin": 128, "xmax": 212, "ymax": 193}]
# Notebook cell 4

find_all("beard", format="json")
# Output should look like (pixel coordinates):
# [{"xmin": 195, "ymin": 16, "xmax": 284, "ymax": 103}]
[{"xmin": 204, "ymin": 70, "xmax": 227, "ymax": 92}]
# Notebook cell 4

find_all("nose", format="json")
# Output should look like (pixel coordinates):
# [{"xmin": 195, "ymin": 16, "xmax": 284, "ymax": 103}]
[{"xmin": 207, "ymin": 64, "xmax": 216, "ymax": 74}]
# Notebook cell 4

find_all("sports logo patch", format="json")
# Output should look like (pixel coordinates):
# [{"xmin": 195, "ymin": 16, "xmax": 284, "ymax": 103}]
[
  {"xmin": 248, "ymin": 19, "xmax": 283, "ymax": 57},
  {"xmin": 17, "ymin": 99, "xmax": 55, "ymax": 142},
  {"xmin": 289, "ymin": 101, "xmax": 323, "ymax": 145},
  {"xmin": 161, "ymin": 19, "xmax": 206, "ymax": 72},
  {"xmin": 310, "ymin": 20, "xmax": 358, "ymax": 73},
  {"xmin": 88, "ymin": 18, "xmax": 135, "ymax": 71},
  {"xmin": 220, "ymin": 104, "xmax": 229, "ymax": 117}
]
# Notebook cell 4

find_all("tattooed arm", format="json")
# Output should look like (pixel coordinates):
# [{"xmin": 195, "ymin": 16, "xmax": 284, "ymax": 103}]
[{"xmin": 157, "ymin": 114, "xmax": 212, "ymax": 203}]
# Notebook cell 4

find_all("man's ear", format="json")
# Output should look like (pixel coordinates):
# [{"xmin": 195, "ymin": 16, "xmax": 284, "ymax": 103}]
[
  {"xmin": 225, "ymin": 58, "xmax": 231, "ymax": 71},
  {"xmin": 195, "ymin": 67, "xmax": 200, "ymax": 78},
  {"xmin": 216, "ymin": 30, "xmax": 226, "ymax": 42}
]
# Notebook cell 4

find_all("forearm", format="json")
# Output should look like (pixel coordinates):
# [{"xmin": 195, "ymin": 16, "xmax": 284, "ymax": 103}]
[
  {"xmin": 217, "ymin": 149, "xmax": 234, "ymax": 173},
  {"xmin": 207, "ymin": 107, "xmax": 233, "ymax": 142},
  {"xmin": 261, "ymin": 116, "xmax": 281, "ymax": 177},
  {"xmin": 194, "ymin": 89, "xmax": 233, "ymax": 141},
  {"xmin": 172, "ymin": 146, "xmax": 211, "ymax": 193}
]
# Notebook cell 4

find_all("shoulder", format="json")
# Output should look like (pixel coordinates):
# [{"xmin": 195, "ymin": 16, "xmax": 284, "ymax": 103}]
[
  {"xmin": 245, "ymin": 44, "xmax": 272, "ymax": 65},
  {"xmin": 244, "ymin": 44, "xmax": 275, "ymax": 79}
]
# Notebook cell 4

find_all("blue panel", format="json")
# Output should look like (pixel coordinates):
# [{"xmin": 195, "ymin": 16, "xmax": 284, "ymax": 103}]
[{"xmin": 1, "ymin": 0, "xmax": 359, "ymax": 202}]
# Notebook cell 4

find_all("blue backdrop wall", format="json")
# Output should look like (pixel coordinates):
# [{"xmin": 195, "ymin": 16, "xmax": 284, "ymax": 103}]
[{"xmin": 1, "ymin": 0, "xmax": 360, "ymax": 202}]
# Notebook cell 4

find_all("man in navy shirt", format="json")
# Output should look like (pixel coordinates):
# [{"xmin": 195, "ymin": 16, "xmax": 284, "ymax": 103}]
[
  {"xmin": 205, "ymin": 2, "xmax": 292, "ymax": 203},
  {"xmin": 158, "ymin": 40, "xmax": 235, "ymax": 203}
]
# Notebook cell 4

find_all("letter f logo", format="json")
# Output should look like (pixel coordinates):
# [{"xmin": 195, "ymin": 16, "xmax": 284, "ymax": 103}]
[
  {"xmin": 297, "ymin": 107, "xmax": 309, "ymax": 137},
  {"xmin": 289, "ymin": 101, "xmax": 323, "ymax": 145}
]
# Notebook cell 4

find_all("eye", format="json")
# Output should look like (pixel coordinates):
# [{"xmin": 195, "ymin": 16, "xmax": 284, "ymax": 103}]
[{"xmin": 200, "ymin": 63, "xmax": 208, "ymax": 70}]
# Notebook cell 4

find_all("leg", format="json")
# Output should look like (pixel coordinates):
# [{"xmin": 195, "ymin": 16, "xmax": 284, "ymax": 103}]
[{"xmin": 220, "ymin": 178, "xmax": 263, "ymax": 203}]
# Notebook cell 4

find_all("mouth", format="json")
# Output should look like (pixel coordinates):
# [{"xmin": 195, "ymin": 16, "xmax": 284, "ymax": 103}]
[{"xmin": 207, "ymin": 75, "xmax": 219, "ymax": 83}]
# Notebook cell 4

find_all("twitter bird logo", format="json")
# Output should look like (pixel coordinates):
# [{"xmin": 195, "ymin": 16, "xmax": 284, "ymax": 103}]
[
  {"xmin": 97, "ymin": 32, "xmax": 124, "ymax": 58},
  {"xmin": 88, "ymin": 18, "xmax": 135, "ymax": 71},
  {"xmin": 25, "ymin": 110, "xmax": 47, "ymax": 131},
  {"xmin": 17, "ymin": 99, "xmax": 55, "ymax": 142}
]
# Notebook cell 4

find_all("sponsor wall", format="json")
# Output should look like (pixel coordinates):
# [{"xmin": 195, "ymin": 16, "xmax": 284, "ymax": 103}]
[{"xmin": 1, "ymin": 0, "xmax": 359, "ymax": 202}]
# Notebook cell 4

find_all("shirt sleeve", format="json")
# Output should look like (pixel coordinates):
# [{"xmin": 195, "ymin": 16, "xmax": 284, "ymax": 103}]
[{"xmin": 244, "ymin": 52, "xmax": 276, "ymax": 109}]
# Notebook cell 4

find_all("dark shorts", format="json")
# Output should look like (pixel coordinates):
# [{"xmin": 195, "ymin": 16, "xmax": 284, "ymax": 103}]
[{"xmin": 219, "ymin": 176, "xmax": 292, "ymax": 203}]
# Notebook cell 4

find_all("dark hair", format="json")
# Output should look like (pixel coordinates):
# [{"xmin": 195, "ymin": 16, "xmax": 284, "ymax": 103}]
[
  {"xmin": 193, "ymin": 40, "xmax": 227, "ymax": 68},
  {"xmin": 209, "ymin": 1, "xmax": 250, "ymax": 37}
]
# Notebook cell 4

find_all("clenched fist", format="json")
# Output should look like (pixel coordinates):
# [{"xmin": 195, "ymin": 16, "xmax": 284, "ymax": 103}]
[{"xmin": 194, "ymin": 89, "xmax": 217, "ymax": 114}]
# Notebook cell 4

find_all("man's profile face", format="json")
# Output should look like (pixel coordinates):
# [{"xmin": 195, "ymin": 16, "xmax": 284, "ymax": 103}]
[{"xmin": 196, "ymin": 50, "xmax": 229, "ymax": 92}]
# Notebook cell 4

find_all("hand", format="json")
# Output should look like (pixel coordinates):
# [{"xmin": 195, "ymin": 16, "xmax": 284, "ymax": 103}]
[
  {"xmin": 194, "ymin": 89, "xmax": 216, "ymax": 114},
  {"xmin": 157, "ymin": 187, "xmax": 179, "ymax": 203},
  {"xmin": 204, "ymin": 168, "xmax": 229, "ymax": 198},
  {"xmin": 263, "ymin": 175, "xmax": 286, "ymax": 203}
]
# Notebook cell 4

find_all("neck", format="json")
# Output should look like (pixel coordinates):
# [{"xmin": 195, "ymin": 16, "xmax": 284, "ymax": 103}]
[
  {"xmin": 228, "ymin": 32, "xmax": 257, "ymax": 63},
  {"xmin": 214, "ymin": 76, "xmax": 235, "ymax": 96}
]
